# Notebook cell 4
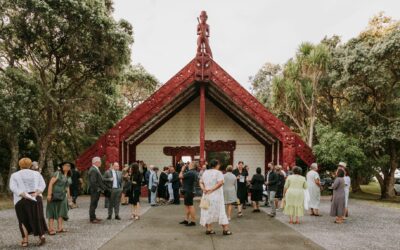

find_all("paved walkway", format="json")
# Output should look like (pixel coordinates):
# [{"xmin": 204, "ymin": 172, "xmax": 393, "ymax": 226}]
[{"xmin": 101, "ymin": 201, "xmax": 322, "ymax": 250}]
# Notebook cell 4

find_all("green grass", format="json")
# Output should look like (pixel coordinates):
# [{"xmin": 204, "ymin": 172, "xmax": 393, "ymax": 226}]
[{"xmin": 350, "ymin": 181, "xmax": 400, "ymax": 209}]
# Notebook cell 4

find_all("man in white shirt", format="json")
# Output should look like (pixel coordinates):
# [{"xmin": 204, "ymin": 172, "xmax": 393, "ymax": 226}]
[{"xmin": 104, "ymin": 162, "xmax": 122, "ymax": 220}]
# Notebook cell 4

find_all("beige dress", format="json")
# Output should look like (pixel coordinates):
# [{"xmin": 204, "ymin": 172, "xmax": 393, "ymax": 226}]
[{"xmin": 284, "ymin": 175, "xmax": 307, "ymax": 217}]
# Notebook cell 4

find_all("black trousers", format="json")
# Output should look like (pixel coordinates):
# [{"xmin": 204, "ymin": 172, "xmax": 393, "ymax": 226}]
[
  {"xmin": 173, "ymin": 187, "xmax": 180, "ymax": 204},
  {"xmin": 90, "ymin": 191, "xmax": 100, "ymax": 220}
]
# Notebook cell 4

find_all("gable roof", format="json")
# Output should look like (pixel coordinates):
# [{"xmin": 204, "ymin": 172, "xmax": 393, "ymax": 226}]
[{"xmin": 76, "ymin": 57, "xmax": 314, "ymax": 169}]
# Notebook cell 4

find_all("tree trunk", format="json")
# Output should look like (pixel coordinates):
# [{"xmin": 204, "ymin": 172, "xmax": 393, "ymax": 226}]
[
  {"xmin": 37, "ymin": 135, "xmax": 52, "ymax": 177},
  {"xmin": 6, "ymin": 139, "xmax": 19, "ymax": 193},
  {"xmin": 351, "ymin": 172, "xmax": 362, "ymax": 193},
  {"xmin": 307, "ymin": 116, "xmax": 316, "ymax": 147},
  {"xmin": 381, "ymin": 142, "xmax": 398, "ymax": 199}
]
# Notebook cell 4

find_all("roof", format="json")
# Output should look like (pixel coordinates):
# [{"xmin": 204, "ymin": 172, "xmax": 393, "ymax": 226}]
[{"xmin": 76, "ymin": 57, "xmax": 315, "ymax": 170}]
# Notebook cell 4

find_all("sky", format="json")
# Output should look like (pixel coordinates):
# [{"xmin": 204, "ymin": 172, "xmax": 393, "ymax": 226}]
[{"xmin": 113, "ymin": 0, "xmax": 400, "ymax": 90}]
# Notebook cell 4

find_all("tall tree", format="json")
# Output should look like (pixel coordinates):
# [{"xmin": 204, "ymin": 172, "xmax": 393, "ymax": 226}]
[
  {"xmin": 0, "ymin": 0, "xmax": 133, "ymax": 175},
  {"xmin": 269, "ymin": 43, "xmax": 330, "ymax": 146},
  {"xmin": 334, "ymin": 14, "xmax": 400, "ymax": 198},
  {"xmin": 250, "ymin": 63, "xmax": 281, "ymax": 108}
]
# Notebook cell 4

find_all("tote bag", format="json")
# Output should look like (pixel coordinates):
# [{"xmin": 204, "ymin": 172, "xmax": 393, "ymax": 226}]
[{"xmin": 199, "ymin": 195, "xmax": 210, "ymax": 209}]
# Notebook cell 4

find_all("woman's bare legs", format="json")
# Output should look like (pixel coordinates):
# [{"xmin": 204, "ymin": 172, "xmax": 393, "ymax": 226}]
[
  {"xmin": 48, "ymin": 219, "xmax": 55, "ymax": 233},
  {"xmin": 226, "ymin": 204, "xmax": 232, "ymax": 220},
  {"xmin": 57, "ymin": 217, "xmax": 63, "ymax": 231}
]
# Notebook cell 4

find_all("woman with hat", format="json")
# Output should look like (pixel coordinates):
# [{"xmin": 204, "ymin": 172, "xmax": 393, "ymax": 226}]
[
  {"xmin": 46, "ymin": 162, "xmax": 72, "ymax": 235},
  {"xmin": 9, "ymin": 157, "xmax": 47, "ymax": 247}
]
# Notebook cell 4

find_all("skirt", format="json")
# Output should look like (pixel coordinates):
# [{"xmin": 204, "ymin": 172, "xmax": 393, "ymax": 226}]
[
  {"xmin": 251, "ymin": 189, "xmax": 263, "ymax": 202},
  {"xmin": 129, "ymin": 189, "xmax": 141, "ymax": 205},
  {"xmin": 15, "ymin": 196, "xmax": 48, "ymax": 237},
  {"xmin": 46, "ymin": 196, "xmax": 69, "ymax": 220}
]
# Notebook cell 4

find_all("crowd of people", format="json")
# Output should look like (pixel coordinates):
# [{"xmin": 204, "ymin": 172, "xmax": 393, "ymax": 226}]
[{"xmin": 8, "ymin": 155, "xmax": 351, "ymax": 247}]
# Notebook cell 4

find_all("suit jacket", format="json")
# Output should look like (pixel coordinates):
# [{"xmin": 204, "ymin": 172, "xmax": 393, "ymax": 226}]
[
  {"xmin": 104, "ymin": 169, "xmax": 122, "ymax": 189},
  {"xmin": 267, "ymin": 171, "xmax": 279, "ymax": 192},
  {"xmin": 88, "ymin": 166, "xmax": 107, "ymax": 193},
  {"xmin": 171, "ymin": 172, "xmax": 180, "ymax": 189},
  {"xmin": 149, "ymin": 171, "xmax": 158, "ymax": 188}
]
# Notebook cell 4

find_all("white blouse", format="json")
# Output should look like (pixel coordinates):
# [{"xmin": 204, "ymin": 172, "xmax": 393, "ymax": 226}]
[{"xmin": 9, "ymin": 169, "xmax": 46, "ymax": 205}]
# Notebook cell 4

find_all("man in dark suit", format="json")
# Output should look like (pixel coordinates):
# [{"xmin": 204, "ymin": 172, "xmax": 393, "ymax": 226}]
[
  {"xmin": 88, "ymin": 156, "xmax": 107, "ymax": 223},
  {"xmin": 266, "ymin": 164, "xmax": 278, "ymax": 217},
  {"xmin": 169, "ymin": 166, "xmax": 180, "ymax": 204},
  {"xmin": 104, "ymin": 162, "xmax": 122, "ymax": 220}
]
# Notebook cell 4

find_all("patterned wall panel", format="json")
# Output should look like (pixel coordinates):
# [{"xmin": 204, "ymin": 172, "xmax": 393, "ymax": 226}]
[{"xmin": 137, "ymin": 97, "xmax": 265, "ymax": 172}]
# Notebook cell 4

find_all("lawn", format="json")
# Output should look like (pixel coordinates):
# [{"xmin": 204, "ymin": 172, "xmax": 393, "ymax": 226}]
[{"xmin": 350, "ymin": 181, "xmax": 400, "ymax": 209}]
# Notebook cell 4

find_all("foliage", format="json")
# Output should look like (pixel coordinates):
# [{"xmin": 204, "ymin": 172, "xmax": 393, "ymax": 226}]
[
  {"xmin": 313, "ymin": 124, "xmax": 366, "ymax": 174},
  {"xmin": 250, "ymin": 63, "xmax": 281, "ymax": 107}
]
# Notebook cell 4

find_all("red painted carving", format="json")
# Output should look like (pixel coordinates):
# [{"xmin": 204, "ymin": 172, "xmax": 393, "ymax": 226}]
[
  {"xmin": 199, "ymin": 85, "xmax": 206, "ymax": 166},
  {"xmin": 75, "ymin": 13, "xmax": 315, "ymax": 170},
  {"xmin": 205, "ymin": 140, "xmax": 236, "ymax": 152},
  {"xmin": 196, "ymin": 10, "xmax": 212, "ymax": 58},
  {"xmin": 282, "ymin": 132, "xmax": 296, "ymax": 170},
  {"xmin": 105, "ymin": 128, "xmax": 119, "ymax": 169}
]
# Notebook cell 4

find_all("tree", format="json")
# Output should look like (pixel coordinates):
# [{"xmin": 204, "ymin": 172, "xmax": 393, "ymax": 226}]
[
  {"xmin": 269, "ymin": 43, "xmax": 330, "ymax": 146},
  {"xmin": 0, "ymin": 0, "xmax": 133, "ymax": 175},
  {"xmin": 118, "ymin": 64, "xmax": 159, "ymax": 111},
  {"xmin": 313, "ymin": 124, "xmax": 367, "ymax": 192},
  {"xmin": 333, "ymin": 14, "xmax": 400, "ymax": 198},
  {"xmin": 250, "ymin": 63, "xmax": 281, "ymax": 108}
]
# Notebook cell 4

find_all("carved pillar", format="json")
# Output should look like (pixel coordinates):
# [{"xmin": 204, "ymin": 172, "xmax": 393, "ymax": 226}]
[
  {"xmin": 282, "ymin": 132, "xmax": 296, "ymax": 171},
  {"xmin": 199, "ymin": 84, "xmax": 206, "ymax": 166},
  {"xmin": 105, "ymin": 128, "xmax": 119, "ymax": 170}
]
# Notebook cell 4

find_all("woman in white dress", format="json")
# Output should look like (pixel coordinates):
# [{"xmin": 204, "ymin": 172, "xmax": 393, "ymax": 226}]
[
  {"xmin": 344, "ymin": 168, "xmax": 351, "ymax": 218},
  {"xmin": 306, "ymin": 163, "xmax": 321, "ymax": 216},
  {"xmin": 199, "ymin": 159, "xmax": 232, "ymax": 235}
]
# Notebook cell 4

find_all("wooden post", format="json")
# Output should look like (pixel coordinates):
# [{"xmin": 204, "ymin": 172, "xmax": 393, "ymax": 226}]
[
  {"xmin": 199, "ymin": 84, "xmax": 206, "ymax": 166},
  {"xmin": 121, "ymin": 141, "xmax": 124, "ymax": 166}
]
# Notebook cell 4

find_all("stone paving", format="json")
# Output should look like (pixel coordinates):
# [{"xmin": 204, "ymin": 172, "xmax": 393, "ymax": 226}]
[
  {"xmin": 263, "ymin": 196, "xmax": 400, "ymax": 250},
  {"xmin": 1, "ymin": 196, "xmax": 399, "ymax": 249},
  {"xmin": 0, "ymin": 196, "xmax": 150, "ymax": 250}
]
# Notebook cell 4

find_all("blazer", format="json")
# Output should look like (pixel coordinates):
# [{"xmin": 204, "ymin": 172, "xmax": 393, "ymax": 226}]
[
  {"xmin": 267, "ymin": 171, "xmax": 279, "ymax": 192},
  {"xmin": 171, "ymin": 172, "xmax": 180, "ymax": 189},
  {"xmin": 104, "ymin": 169, "xmax": 122, "ymax": 189},
  {"xmin": 88, "ymin": 166, "xmax": 107, "ymax": 193},
  {"xmin": 149, "ymin": 171, "xmax": 158, "ymax": 188}
]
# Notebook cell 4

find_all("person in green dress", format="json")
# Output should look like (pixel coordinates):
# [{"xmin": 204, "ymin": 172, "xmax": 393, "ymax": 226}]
[
  {"xmin": 283, "ymin": 166, "xmax": 307, "ymax": 224},
  {"xmin": 46, "ymin": 162, "xmax": 72, "ymax": 235}
]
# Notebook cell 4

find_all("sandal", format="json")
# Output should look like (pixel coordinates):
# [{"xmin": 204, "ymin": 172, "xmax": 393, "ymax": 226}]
[
  {"xmin": 205, "ymin": 230, "xmax": 216, "ymax": 235},
  {"xmin": 37, "ymin": 236, "xmax": 46, "ymax": 246},
  {"xmin": 48, "ymin": 230, "xmax": 56, "ymax": 236},
  {"xmin": 237, "ymin": 212, "xmax": 243, "ymax": 217},
  {"xmin": 57, "ymin": 229, "xmax": 68, "ymax": 233},
  {"xmin": 223, "ymin": 230, "xmax": 232, "ymax": 235},
  {"xmin": 21, "ymin": 240, "xmax": 28, "ymax": 247},
  {"xmin": 134, "ymin": 216, "xmax": 140, "ymax": 220}
]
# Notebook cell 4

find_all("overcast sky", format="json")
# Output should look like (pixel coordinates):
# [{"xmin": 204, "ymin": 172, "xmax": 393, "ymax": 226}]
[{"xmin": 113, "ymin": 0, "xmax": 400, "ymax": 90}]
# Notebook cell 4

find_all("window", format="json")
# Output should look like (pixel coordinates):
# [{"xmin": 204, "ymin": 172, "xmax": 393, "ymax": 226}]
[{"xmin": 181, "ymin": 156, "xmax": 192, "ymax": 163}]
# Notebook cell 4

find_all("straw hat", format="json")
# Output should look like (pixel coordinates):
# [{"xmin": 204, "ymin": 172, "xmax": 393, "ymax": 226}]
[
  {"xmin": 19, "ymin": 158, "xmax": 32, "ymax": 169},
  {"xmin": 338, "ymin": 162, "xmax": 347, "ymax": 168}
]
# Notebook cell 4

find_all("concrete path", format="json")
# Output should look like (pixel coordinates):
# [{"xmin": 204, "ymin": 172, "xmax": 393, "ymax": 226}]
[{"xmin": 101, "ymin": 202, "xmax": 322, "ymax": 250}]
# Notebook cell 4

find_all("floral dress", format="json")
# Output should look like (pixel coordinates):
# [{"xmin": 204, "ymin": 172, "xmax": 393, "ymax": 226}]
[{"xmin": 200, "ymin": 169, "xmax": 229, "ymax": 226}]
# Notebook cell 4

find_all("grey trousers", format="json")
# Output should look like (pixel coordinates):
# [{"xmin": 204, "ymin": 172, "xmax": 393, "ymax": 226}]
[
  {"xmin": 108, "ymin": 188, "xmax": 122, "ymax": 216},
  {"xmin": 269, "ymin": 191, "xmax": 276, "ymax": 215}
]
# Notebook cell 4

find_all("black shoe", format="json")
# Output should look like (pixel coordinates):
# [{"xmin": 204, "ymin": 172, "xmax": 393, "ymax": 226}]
[
  {"xmin": 186, "ymin": 222, "xmax": 196, "ymax": 227},
  {"xmin": 107, "ymin": 215, "xmax": 112, "ymax": 220},
  {"xmin": 179, "ymin": 220, "xmax": 189, "ymax": 225},
  {"xmin": 115, "ymin": 216, "xmax": 121, "ymax": 220}
]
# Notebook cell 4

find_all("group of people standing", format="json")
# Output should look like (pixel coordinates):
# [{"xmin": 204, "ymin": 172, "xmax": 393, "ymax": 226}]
[{"xmin": 9, "ymin": 155, "xmax": 352, "ymax": 247}]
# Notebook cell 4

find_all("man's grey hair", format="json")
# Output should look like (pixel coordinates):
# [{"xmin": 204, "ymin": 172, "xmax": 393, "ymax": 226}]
[
  {"xmin": 310, "ymin": 163, "xmax": 318, "ymax": 170},
  {"xmin": 31, "ymin": 161, "xmax": 39, "ymax": 169},
  {"xmin": 149, "ymin": 165, "xmax": 154, "ymax": 170},
  {"xmin": 92, "ymin": 156, "xmax": 101, "ymax": 165}
]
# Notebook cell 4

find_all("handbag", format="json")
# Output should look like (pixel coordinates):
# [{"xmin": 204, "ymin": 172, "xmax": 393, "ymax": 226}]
[
  {"xmin": 199, "ymin": 195, "xmax": 210, "ymax": 209},
  {"xmin": 150, "ymin": 184, "xmax": 157, "ymax": 193},
  {"xmin": 51, "ymin": 191, "xmax": 65, "ymax": 202},
  {"xmin": 51, "ymin": 172, "xmax": 66, "ymax": 202}
]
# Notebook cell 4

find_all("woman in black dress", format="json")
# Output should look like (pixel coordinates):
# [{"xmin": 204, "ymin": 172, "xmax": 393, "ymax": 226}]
[
  {"xmin": 250, "ymin": 167, "xmax": 264, "ymax": 212},
  {"xmin": 129, "ymin": 163, "xmax": 142, "ymax": 220},
  {"xmin": 232, "ymin": 161, "xmax": 248, "ymax": 215},
  {"xmin": 275, "ymin": 165, "xmax": 286, "ymax": 209}
]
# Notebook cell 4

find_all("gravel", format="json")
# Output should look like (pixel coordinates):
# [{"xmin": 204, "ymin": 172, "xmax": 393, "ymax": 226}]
[
  {"xmin": 262, "ymin": 196, "xmax": 400, "ymax": 250},
  {"xmin": 0, "ymin": 196, "xmax": 150, "ymax": 250}
]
